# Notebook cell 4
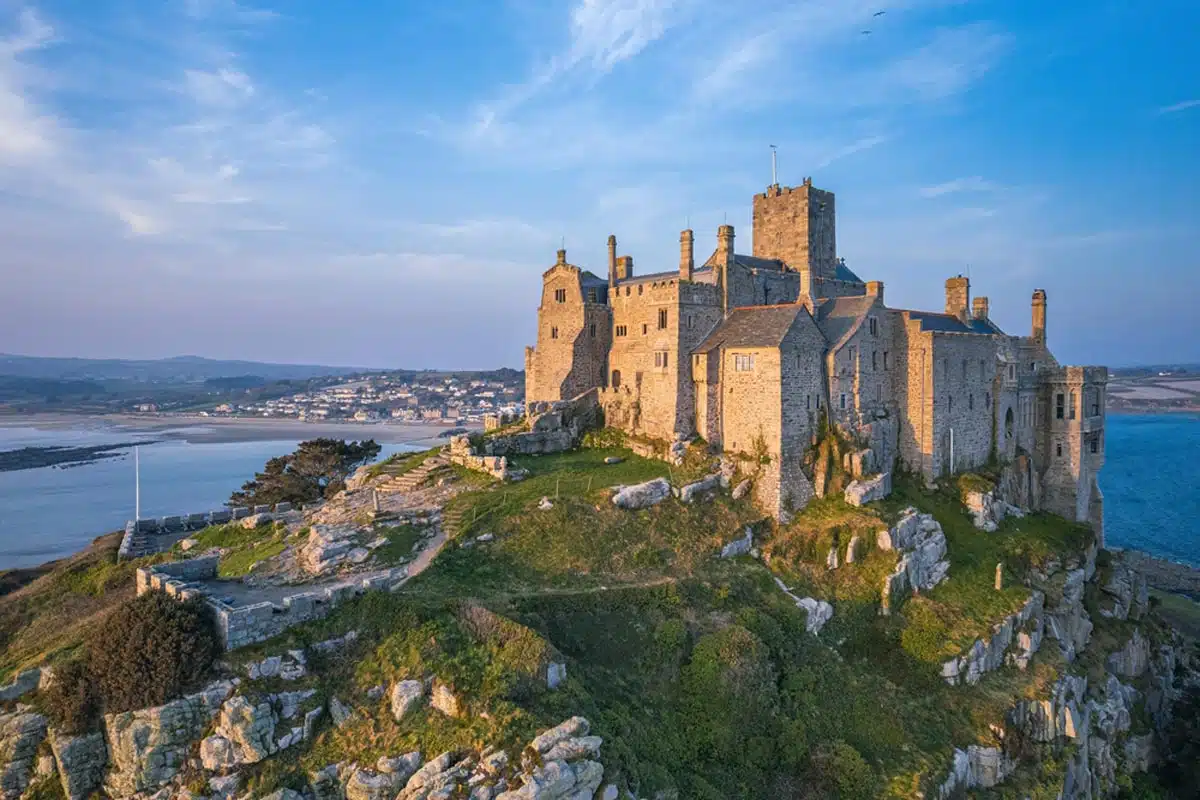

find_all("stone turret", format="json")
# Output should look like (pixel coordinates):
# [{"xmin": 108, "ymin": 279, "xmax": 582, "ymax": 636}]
[
  {"xmin": 716, "ymin": 225, "xmax": 735, "ymax": 269},
  {"xmin": 615, "ymin": 255, "xmax": 633, "ymax": 281},
  {"xmin": 945, "ymin": 276, "xmax": 970, "ymax": 321},
  {"xmin": 679, "ymin": 229, "xmax": 694, "ymax": 282},
  {"xmin": 1032, "ymin": 289, "xmax": 1047, "ymax": 345}
]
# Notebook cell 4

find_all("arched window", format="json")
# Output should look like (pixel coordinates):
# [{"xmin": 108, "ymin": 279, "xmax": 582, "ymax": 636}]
[
  {"xmin": 611, "ymin": 370, "xmax": 621, "ymax": 389},
  {"xmin": 1005, "ymin": 407, "xmax": 1014, "ymax": 439},
  {"xmin": 1069, "ymin": 390, "xmax": 1077, "ymax": 420}
]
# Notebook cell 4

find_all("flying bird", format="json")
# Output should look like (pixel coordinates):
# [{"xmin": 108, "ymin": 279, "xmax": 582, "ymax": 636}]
[
  {"xmin": 874, "ymin": 10, "xmax": 887, "ymax": 16},
  {"xmin": 861, "ymin": 30, "xmax": 872, "ymax": 35}
]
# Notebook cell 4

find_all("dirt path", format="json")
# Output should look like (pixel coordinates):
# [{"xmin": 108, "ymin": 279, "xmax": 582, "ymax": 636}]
[{"xmin": 393, "ymin": 527, "xmax": 449, "ymax": 587}]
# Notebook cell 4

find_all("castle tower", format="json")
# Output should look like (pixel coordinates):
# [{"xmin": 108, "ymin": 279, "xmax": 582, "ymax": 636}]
[
  {"xmin": 945, "ymin": 276, "xmax": 970, "ymax": 320},
  {"xmin": 1032, "ymin": 289, "xmax": 1047, "ymax": 345},
  {"xmin": 751, "ymin": 178, "xmax": 836, "ymax": 279}
]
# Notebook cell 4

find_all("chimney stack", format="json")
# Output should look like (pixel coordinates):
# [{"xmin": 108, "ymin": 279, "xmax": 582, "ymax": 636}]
[
  {"xmin": 616, "ymin": 255, "xmax": 633, "ymax": 281},
  {"xmin": 1032, "ymin": 289, "xmax": 1047, "ymax": 345},
  {"xmin": 679, "ymin": 229, "xmax": 694, "ymax": 282},
  {"xmin": 866, "ymin": 280, "xmax": 884, "ymax": 305},
  {"xmin": 945, "ymin": 276, "xmax": 970, "ymax": 321},
  {"xmin": 607, "ymin": 235, "xmax": 617, "ymax": 287},
  {"xmin": 716, "ymin": 224, "xmax": 735, "ymax": 269},
  {"xmin": 973, "ymin": 296, "xmax": 989, "ymax": 321}
]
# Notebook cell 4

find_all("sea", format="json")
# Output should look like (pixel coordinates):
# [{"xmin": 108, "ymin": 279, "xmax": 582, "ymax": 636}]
[
  {"xmin": 0, "ymin": 414, "xmax": 1197, "ymax": 571},
  {"xmin": 0, "ymin": 422, "xmax": 419, "ymax": 569}
]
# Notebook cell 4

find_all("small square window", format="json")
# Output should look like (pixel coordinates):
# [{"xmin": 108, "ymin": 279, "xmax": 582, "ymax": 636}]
[
  {"xmin": 1056, "ymin": 442, "xmax": 1063, "ymax": 458},
  {"xmin": 554, "ymin": 288, "xmax": 567, "ymax": 303},
  {"xmin": 550, "ymin": 327, "xmax": 558, "ymax": 339}
]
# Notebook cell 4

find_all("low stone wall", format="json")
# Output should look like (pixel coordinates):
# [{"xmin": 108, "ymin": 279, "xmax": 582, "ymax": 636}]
[
  {"xmin": 118, "ymin": 502, "xmax": 318, "ymax": 561},
  {"xmin": 447, "ymin": 436, "xmax": 525, "ymax": 481},
  {"xmin": 137, "ymin": 556, "xmax": 404, "ymax": 651}
]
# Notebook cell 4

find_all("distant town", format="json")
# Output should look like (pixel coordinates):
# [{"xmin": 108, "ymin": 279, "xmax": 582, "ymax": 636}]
[{"xmin": 134, "ymin": 374, "xmax": 525, "ymax": 426}]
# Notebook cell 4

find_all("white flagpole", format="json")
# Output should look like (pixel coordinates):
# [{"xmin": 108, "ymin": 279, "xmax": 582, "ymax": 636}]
[{"xmin": 135, "ymin": 446, "xmax": 141, "ymax": 522}]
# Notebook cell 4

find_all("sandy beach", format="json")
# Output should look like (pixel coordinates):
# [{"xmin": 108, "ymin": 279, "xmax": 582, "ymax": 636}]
[{"xmin": 0, "ymin": 412, "xmax": 476, "ymax": 448}]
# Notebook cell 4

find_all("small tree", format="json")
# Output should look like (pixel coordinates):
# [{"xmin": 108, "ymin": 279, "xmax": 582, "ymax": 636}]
[
  {"xmin": 41, "ymin": 658, "xmax": 99, "ymax": 734},
  {"xmin": 229, "ymin": 438, "xmax": 381, "ymax": 507}
]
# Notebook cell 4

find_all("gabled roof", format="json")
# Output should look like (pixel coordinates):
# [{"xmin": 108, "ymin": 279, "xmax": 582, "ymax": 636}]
[
  {"xmin": 814, "ymin": 295, "xmax": 875, "ymax": 350},
  {"xmin": 833, "ymin": 261, "xmax": 864, "ymax": 283},
  {"xmin": 907, "ymin": 310, "xmax": 1006, "ymax": 335},
  {"xmin": 580, "ymin": 271, "xmax": 607, "ymax": 289},
  {"xmin": 693, "ymin": 305, "xmax": 808, "ymax": 353}
]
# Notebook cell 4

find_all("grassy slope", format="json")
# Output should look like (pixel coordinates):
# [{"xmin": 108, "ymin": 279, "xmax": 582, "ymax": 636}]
[
  {"xmin": 1, "ymin": 443, "xmax": 1116, "ymax": 799},
  {"xmin": 0, "ymin": 533, "xmax": 165, "ymax": 679}
]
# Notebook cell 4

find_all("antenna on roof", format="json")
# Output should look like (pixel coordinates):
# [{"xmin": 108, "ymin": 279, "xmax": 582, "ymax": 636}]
[{"xmin": 770, "ymin": 144, "xmax": 778, "ymax": 186}]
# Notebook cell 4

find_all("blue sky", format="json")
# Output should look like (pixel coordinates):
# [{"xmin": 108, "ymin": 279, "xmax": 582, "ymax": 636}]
[{"xmin": 0, "ymin": 0, "xmax": 1196, "ymax": 369}]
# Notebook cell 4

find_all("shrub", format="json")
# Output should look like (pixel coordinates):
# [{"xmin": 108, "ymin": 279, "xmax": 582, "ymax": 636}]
[
  {"xmin": 41, "ymin": 658, "xmax": 99, "ymax": 734},
  {"xmin": 86, "ymin": 592, "xmax": 219, "ymax": 714},
  {"xmin": 812, "ymin": 740, "xmax": 878, "ymax": 798}
]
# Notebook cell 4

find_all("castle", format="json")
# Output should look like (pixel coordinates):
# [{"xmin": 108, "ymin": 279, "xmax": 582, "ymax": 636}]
[{"xmin": 525, "ymin": 179, "xmax": 1107, "ymax": 538}]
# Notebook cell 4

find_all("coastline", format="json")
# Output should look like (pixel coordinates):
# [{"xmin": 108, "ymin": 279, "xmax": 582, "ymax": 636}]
[{"xmin": 0, "ymin": 412, "xmax": 477, "ymax": 448}]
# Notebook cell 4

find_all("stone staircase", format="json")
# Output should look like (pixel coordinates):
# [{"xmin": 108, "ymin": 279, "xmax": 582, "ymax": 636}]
[
  {"xmin": 441, "ymin": 504, "xmax": 470, "ymax": 538},
  {"xmin": 378, "ymin": 456, "xmax": 451, "ymax": 494}
]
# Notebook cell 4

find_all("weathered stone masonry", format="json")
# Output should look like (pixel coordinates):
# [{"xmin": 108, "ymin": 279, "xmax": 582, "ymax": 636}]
[{"xmin": 525, "ymin": 178, "xmax": 1107, "ymax": 529}]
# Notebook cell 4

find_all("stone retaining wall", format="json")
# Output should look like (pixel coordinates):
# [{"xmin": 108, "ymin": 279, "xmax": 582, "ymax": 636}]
[{"xmin": 118, "ymin": 502, "xmax": 320, "ymax": 561}]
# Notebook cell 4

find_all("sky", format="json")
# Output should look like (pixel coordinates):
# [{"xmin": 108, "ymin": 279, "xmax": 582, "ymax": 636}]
[{"xmin": 0, "ymin": 0, "xmax": 1196, "ymax": 370}]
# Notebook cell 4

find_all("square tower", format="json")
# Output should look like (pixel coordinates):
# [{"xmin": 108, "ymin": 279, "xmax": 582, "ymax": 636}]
[{"xmin": 752, "ymin": 178, "xmax": 837, "ymax": 280}]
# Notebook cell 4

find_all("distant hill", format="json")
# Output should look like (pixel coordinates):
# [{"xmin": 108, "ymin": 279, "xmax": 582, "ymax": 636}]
[{"xmin": 0, "ymin": 354, "xmax": 369, "ymax": 383}]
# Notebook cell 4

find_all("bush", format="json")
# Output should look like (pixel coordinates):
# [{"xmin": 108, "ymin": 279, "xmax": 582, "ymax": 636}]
[
  {"xmin": 812, "ymin": 740, "xmax": 878, "ymax": 798},
  {"xmin": 86, "ymin": 592, "xmax": 219, "ymax": 715},
  {"xmin": 41, "ymin": 658, "xmax": 99, "ymax": 734}
]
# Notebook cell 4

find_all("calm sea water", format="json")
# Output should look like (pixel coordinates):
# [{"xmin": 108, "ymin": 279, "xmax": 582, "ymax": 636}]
[
  {"xmin": 0, "ymin": 423, "xmax": 415, "ymax": 568},
  {"xmin": 1100, "ymin": 413, "xmax": 1200, "ymax": 567},
  {"xmin": 0, "ymin": 414, "xmax": 1196, "ymax": 570}
]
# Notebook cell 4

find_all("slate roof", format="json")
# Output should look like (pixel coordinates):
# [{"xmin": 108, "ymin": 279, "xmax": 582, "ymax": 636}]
[
  {"xmin": 907, "ymin": 310, "xmax": 1006, "ymax": 335},
  {"xmin": 580, "ymin": 271, "xmax": 607, "ymax": 288},
  {"xmin": 693, "ymin": 305, "xmax": 807, "ymax": 353},
  {"xmin": 814, "ymin": 295, "xmax": 876, "ymax": 350},
  {"xmin": 833, "ymin": 261, "xmax": 864, "ymax": 282}
]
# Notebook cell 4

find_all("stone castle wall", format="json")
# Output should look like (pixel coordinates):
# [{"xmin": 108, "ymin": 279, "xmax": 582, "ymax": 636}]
[
  {"xmin": 928, "ymin": 332, "xmax": 1000, "ymax": 476},
  {"xmin": 752, "ymin": 181, "xmax": 837, "ymax": 280}
]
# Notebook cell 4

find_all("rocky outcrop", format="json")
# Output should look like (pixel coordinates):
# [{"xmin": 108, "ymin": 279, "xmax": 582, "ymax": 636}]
[
  {"xmin": 430, "ymin": 682, "xmax": 462, "ymax": 718},
  {"xmin": 202, "ymin": 689, "xmax": 322, "ymax": 772},
  {"xmin": 937, "ymin": 746, "xmax": 1015, "ymax": 796},
  {"xmin": 719, "ymin": 527, "xmax": 753, "ymax": 559},
  {"xmin": 942, "ymin": 591, "xmax": 1045, "ymax": 686},
  {"xmin": 963, "ymin": 488, "xmax": 1022, "ymax": 532},
  {"xmin": 0, "ymin": 709, "xmax": 48, "ymax": 800},
  {"xmin": 300, "ymin": 525, "xmax": 360, "ymax": 575},
  {"xmin": 1099, "ymin": 560, "xmax": 1149, "ymax": 621},
  {"xmin": 611, "ymin": 478, "xmax": 671, "ymax": 510},
  {"xmin": 0, "ymin": 669, "xmax": 44, "ymax": 703},
  {"xmin": 844, "ymin": 471, "xmax": 891, "ymax": 507},
  {"xmin": 1106, "ymin": 629, "xmax": 1150, "ymax": 678},
  {"xmin": 772, "ymin": 578, "xmax": 833, "ymax": 635},
  {"xmin": 245, "ymin": 651, "xmax": 308, "ymax": 681},
  {"xmin": 48, "ymin": 730, "xmax": 107, "ymax": 800},
  {"xmin": 104, "ymin": 679, "xmax": 235, "ymax": 796},
  {"xmin": 879, "ymin": 509, "xmax": 949, "ymax": 613}
]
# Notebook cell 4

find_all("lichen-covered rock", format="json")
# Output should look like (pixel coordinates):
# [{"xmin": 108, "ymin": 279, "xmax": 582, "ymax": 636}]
[
  {"xmin": 0, "ymin": 669, "xmax": 42, "ymax": 703},
  {"xmin": 1106, "ymin": 629, "xmax": 1150, "ymax": 678},
  {"xmin": 731, "ymin": 479, "xmax": 751, "ymax": 501},
  {"xmin": 0, "ymin": 710, "xmax": 48, "ymax": 800},
  {"xmin": 963, "ymin": 489, "xmax": 1021, "ymax": 532},
  {"xmin": 391, "ymin": 680, "xmax": 425, "ymax": 721},
  {"xmin": 719, "ymin": 528, "xmax": 753, "ymax": 559},
  {"xmin": 430, "ymin": 682, "xmax": 462, "ymax": 718},
  {"xmin": 797, "ymin": 598, "xmax": 833, "ymax": 635},
  {"xmin": 942, "ymin": 592, "xmax": 1044, "ymax": 686},
  {"xmin": 214, "ymin": 695, "xmax": 276, "ymax": 765},
  {"xmin": 611, "ymin": 478, "xmax": 671, "ymax": 510},
  {"xmin": 104, "ymin": 680, "xmax": 235, "ymax": 796},
  {"xmin": 844, "ymin": 471, "xmax": 891, "ymax": 506},
  {"xmin": 678, "ymin": 474, "xmax": 721, "ymax": 503},
  {"xmin": 1100, "ymin": 561, "xmax": 1149, "ymax": 621},
  {"xmin": 346, "ymin": 767, "xmax": 401, "ymax": 800},
  {"xmin": 546, "ymin": 663, "xmax": 567, "ymax": 690},
  {"xmin": 47, "ymin": 729, "xmax": 107, "ymax": 800}
]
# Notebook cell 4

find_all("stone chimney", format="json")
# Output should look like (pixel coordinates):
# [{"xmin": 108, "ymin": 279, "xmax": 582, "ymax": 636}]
[
  {"xmin": 607, "ymin": 235, "xmax": 617, "ymax": 287},
  {"xmin": 866, "ymin": 280, "xmax": 884, "ymax": 305},
  {"xmin": 679, "ymin": 229, "xmax": 694, "ymax": 282},
  {"xmin": 945, "ymin": 276, "xmax": 970, "ymax": 321},
  {"xmin": 716, "ymin": 225, "xmax": 735, "ymax": 269},
  {"xmin": 616, "ymin": 255, "xmax": 633, "ymax": 281},
  {"xmin": 973, "ymin": 296, "xmax": 989, "ymax": 320},
  {"xmin": 1032, "ymin": 289, "xmax": 1047, "ymax": 345},
  {"xmin": 556, "ymin": 248, "xmax": 567, "ymax": 266}
]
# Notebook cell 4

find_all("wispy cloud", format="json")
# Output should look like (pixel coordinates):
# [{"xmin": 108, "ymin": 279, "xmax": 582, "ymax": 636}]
[
  {"xmin": 1157, "ymin": 99, "xmax": 1200, "ymax": 115},
  {"xmin": 918, "ymin": 176, "xmax": 1002, "ymax": 198},
  {"xmin": 814, "ymin": 134, "xmax": 890, "ymax": 169}
]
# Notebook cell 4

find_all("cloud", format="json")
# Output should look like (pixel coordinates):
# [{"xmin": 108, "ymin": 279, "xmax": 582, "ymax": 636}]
[
  {"xmin": 1157, "ymin": 99, "xmax": 1200, "ymax": 115},
  {"xmin": 918, "ymin": 176, "xmax": 1002, "ymax": 198},
  {"xmin": 873, "ymin": 23, "xmax": 1011, "ymax": 103},
  {"xmin": 183, "ymin": 0, "xmax": 279, "ymax": 25},
  {"xmin": 813, "ymin": 134, "xmax": 890, "ymax": 169},
  {"xmin": 184, "ymin": 67, "xmax": 255, "ymax": 106}
]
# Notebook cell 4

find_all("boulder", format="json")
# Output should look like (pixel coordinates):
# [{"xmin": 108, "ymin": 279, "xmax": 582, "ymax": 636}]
[
  {"xmin": 603, "ymin": 457, "xmax": 623, "ymax": 465},
  {"xmin": 546, "ymin": 663, "xmax": 567, "ymax": 690},
  {"xmin": 346, "ymin": 768, "xmax": 400, "ymax": 800},
  {"xmin": 430, "ymin": 682, "xmax": 462, "ymax": 718},
  {"xmin": 731, "ymin": 479, "xmax": 752, "ymax": 501},
  {"xmin": 241, "ymin": 513, "xmax": 274, "ymax": 529},
  {"xmin": 797, "ymin": 598, "xmax": 833, "ymax": 635},
  {"xmin": 719, "ymin": 528, "xmax": 753, "ymax": 559},
  {"xmin": 0, "ymin": 669, "xmax": 41, "ymax": 703},
  {"xmin": 531, "ymin": 718, "xmax": 590, "ymax": 754},
  {"xmin": 611, "ymin": 478, "xmax": 671, "ymax": 510},
  {"xmin": 179, "ymin": 538, "xmax": 199, "ymax": 551},
  {"xmin": 48, "ymin": 729, "xmax": 107, "ymax": 800},
  {"xmin": 390, "ymin": 680, "xmax": 425, "ymax": 721},
  {"xmin": 0, "ymin": 710, "xmax": 48, "ymax": 800},
  {"xmin": 844, "ymin": 471, "xmax": 891, "ymax": 507},
  {"xmin": 378, "ymin": 751, "xmax": 422, "ymax": 780},
  {"xmin": 329, "ymin": 697, "xmax": 355, "ymax": 729},
  {"xmin": 214, "ymin": 695, "xmax": 276, "ymax": 765},
  {"xmin": 208, "ymin": 773, "xmax": 242, "ymax": 798},
  {"xmin": 679, "ymin": 474, "xmax": 721, "ymax": 503},
  {"xmin": 200, "ymin": 735, "xmax": 238, "ymax": 773}
]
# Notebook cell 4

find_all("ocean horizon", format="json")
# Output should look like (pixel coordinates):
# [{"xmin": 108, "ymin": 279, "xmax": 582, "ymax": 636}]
[{"xmin": 0, "ymin": 413, "xmax": 1196, "ymax": 571}]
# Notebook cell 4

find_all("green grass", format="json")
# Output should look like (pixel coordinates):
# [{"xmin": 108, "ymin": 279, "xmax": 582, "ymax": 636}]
[
  {"xmin": 370, "ymin": 525, "xmax": 425, "ymax": 565},
  {"xmin": 1149, "ymin": 589, "xmax": 1200, "ymax": 641},
  {"xmin": 185, "ymin": 522, "xmax": 290, "ymax": 578},
  {"xmin": 876, "ymin": 473, "xmax": 1094, "ymax": 663},
  {"xmin": 365, "ymin": 448, "xmax": 439, "ymax": 480}
]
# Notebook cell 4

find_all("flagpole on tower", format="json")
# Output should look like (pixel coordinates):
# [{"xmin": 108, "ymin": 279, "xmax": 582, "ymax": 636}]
[
  {"xmin": 135, "ymin": 446, "xmax": 141, "ymax": 523},
  {"xmin": 770, "ymin": 144, "xmax": 778, "ymax": 186}
]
